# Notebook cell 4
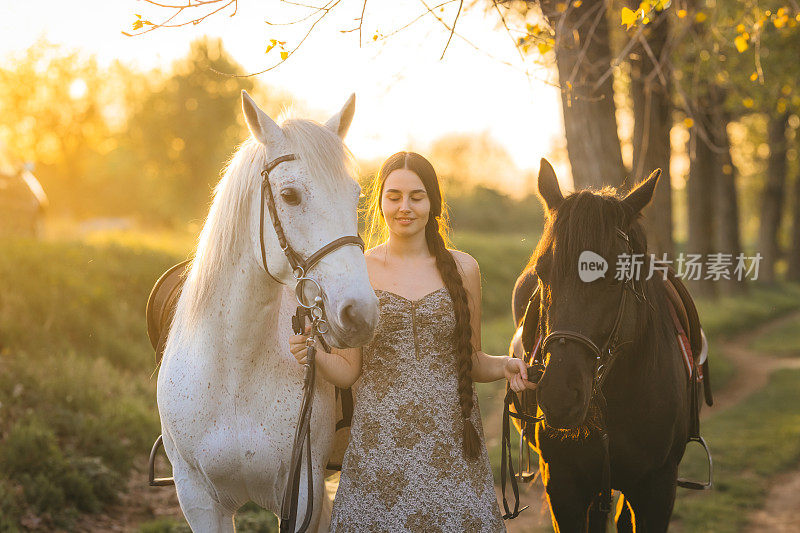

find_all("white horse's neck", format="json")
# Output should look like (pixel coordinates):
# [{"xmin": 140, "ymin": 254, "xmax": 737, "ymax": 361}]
[{"xmin": 191, "ymin": 249, "xmax": 286, "ymax": 374}]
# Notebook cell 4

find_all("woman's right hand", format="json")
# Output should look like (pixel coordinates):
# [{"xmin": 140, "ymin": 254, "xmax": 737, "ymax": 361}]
[{"xmin": 288, "ymin": 324, "xmax": 312, "ymax": 366}]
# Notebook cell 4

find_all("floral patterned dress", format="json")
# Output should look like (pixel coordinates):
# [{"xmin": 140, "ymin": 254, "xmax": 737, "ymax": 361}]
[{"xmin": 328, "ymin": 288, "xmax": 506, "ymax": 533}]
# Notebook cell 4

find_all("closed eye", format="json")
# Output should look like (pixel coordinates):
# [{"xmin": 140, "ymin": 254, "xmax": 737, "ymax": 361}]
[{"xmin": 280, "ymin": 188, "xmax": 301, "ymax": 206}]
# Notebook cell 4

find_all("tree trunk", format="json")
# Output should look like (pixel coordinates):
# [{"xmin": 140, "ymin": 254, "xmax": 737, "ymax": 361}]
[
  {"xmin": 631, "ymin": 12, "xmax": 673, "ymax": 257},
  {"xmin": 758, "ymin": 112, "xmax": 789, "ymax": 283},
  {"xmin": 713, "ymin": 107, "xmax": 746, "ymax": 295},
  {"xmin": 686, "ymin": 107, "xmax": 717, "ymax": 298},
  {"xmin": 540, "ymin": 0, "xmax": 627, "ymax": 189},
  {"xmin": 787, "ymin": 167, "xmax": 800, "ymax": 281}
]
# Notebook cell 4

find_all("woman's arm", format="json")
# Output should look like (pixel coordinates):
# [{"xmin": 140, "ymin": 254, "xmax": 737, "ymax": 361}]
[
  {"xmin": 289, "ymin": 326, "xmax": 362, "ymax": 388},
  {"xmin": 454, "ymin": 250, "xmax": 533, "ymax": 392}
]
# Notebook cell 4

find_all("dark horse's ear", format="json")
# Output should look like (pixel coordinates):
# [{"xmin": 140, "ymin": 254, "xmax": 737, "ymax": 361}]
[
  {"xmin": 537, "ymin": 158, "xmax": 563, "ymax": 214},
  {"xmin": 622, "ymin": 168, "xmax": 661, "ymax": 221}
]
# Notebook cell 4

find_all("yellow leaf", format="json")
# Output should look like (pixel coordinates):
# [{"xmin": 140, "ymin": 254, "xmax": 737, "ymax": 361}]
[
  {"xmin": 372, "ymin": 34, "xmax": 378, "ymax": 41},
  {"xmin": 642, "ymin": 15, "xmax": 651, "ymax": 24},
  {"xmin": 574, "ymin": 0, "xmax": 582, "ymax": 7},
  {"xmin": 734, "ymin": 34, "xmax": 749, "ymax": 53},
  {"xmin": 654, "ymin": 0, "xmax": 667, "ymax": 11},
  {"xmin": 280, "ymin": 51, "xmax": 289, "ymax": 60},
  {"xmin": 736, "ymin": 24, "xmax": 745, "ymax": 33},
  {"xmin": 695, "ymin": 12, "xmax": 707, "ymax": 22},
  {"xmin": 774, "ymin": 15, "xmax": 787, "ymax": 28},
  {"xmin": 132, "ymin": 20, "xmax": 143, "ymax": 30},
  {"xmin": 621, "ymin": 7, "xmax": 638, "ymax": 29},
  {"xmin": 266, "ymin": 43, "xmax": 276, "ymax": 54},
  {"xmin": 750, "ymin": 72, "xmax": 758, "ymax": 81},
  {"xmin": 639, "ymin": 1, "xmax": 651, "ymax": 13},
  {"xmin": 742, "ymin": 97, "xmax": 754, "ymax": 108},
  {"xmin": 777, "ymin": 99, "xmax": 787, "ymax": 113},
  {"xmin": 684, "ymin": 118, "xmax": 694, "ymax": 128},
  {"xmin": 781, "ymin": 85, "xmax": 792, "ymax": 95},
  {"xmin": 537, "ymin": 41, "xmax": 553, "ymax": 54},
  {"xmin": 677, "ymin": 9, "xmax": 687, "ymax": 18}
]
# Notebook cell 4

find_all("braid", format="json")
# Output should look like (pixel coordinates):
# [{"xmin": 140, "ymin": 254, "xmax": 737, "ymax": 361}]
[{"xmin": 426, "ymin": 219, "xmax": 480, "ymax": 460}]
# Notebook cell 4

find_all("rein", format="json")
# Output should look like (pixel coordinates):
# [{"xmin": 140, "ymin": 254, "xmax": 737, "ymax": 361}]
[
  {"xmin": 501, "ymin": 228, "xmax": 639, "ymax": 521},
  {"xmin": 259, "ymin": 153, "xmax": 364, "ymax": 533}
]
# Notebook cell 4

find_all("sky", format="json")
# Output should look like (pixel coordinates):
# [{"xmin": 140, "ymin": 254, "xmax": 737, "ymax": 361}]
[{"xmin": 0, "ymin": 0, "xmax": 568, "ymax": 192}]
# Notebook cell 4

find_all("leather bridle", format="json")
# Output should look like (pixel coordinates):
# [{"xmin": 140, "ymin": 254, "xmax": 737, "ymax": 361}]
[
  {"xmin": 260, "ymin": 154, "xmax": 364, "ymax": 533},
  {"xmin": 501, "ymin": 227, "xmax": 643, "ymax": 521},
  {"xmin": 539, "ymin": 229, "xmax": 638, "ymax": 394},
  {"xmin": 259, "ymin": 153, "xmax": 365, "ymax": 285}
]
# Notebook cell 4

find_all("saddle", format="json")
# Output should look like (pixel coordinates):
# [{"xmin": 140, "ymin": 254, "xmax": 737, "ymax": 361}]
[{"xmin": 145, "ymin": 261, "xmax": 353, "ymax": 474}]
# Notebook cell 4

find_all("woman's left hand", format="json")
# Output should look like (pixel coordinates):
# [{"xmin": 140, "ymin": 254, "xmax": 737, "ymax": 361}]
[{"xmin": 504, "ymin": 357, "xmax": 536, "ymax": 393}]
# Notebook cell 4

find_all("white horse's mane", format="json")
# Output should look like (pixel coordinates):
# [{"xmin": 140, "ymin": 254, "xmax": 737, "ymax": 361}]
[{"xmin": 172, "ymin": 118, "xmax": 357, "ymax": 333}]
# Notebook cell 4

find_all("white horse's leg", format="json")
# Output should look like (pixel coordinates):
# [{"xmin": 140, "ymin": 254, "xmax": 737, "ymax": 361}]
[
  {"xmin": 173, "ymin": 465, "xmax": 235, "ymax": 533},
  {"xmin": 316, "ymin": 477, "xmax": 336, "ymax": 533}
]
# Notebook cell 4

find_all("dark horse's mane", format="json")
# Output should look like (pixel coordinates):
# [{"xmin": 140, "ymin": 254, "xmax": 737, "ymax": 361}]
[{"xmin": 527, "ymin": 187, "xmax": 674, "ymax": 376}]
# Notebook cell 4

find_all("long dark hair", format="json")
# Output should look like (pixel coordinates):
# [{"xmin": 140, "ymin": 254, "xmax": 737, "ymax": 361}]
[{"xmin": 364, "ymin": 151, "xmax": 480, "ymax": 459}]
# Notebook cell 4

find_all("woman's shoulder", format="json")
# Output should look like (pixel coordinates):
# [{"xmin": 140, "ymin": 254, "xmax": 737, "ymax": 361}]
[{"xmin": 448, "ymin": 249, "xmax": 479, "ymax": 273}]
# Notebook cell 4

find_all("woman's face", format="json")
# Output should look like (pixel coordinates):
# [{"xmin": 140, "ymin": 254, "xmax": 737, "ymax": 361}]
[{"xmin": 381, "ymin": 168, "xmax": 431, "ymax": 237}]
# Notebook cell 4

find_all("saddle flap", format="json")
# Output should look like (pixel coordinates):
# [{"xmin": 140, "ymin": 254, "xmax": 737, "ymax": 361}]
[
  {"xmin": 146, "ymin": 260, "xmax": 190, "ymax": 362},
  {"xmin": 663, "ymin": 268, "xmax": 703, "ymax": 362}
]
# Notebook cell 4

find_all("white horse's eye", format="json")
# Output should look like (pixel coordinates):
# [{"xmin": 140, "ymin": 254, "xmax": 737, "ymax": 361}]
[{"xmin": 280, "ymin": 188, "xmax": 301, "ymax": 206}]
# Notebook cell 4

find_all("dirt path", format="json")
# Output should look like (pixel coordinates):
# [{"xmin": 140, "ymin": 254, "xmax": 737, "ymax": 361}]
[
  {"xmin": 704, "ymin": 311, "xmax": 800, "ymax": 419},
  {"xmin": 77, "ymin": 455, "xmax": 184, "ymax": 532},
  {"xmin": 725, "ymin": 311, "xmax": 800, "ymax": 532}
]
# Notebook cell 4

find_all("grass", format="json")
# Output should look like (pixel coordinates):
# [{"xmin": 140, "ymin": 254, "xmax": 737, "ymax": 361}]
[
  {"xmin": 0, "ymin": 237, "xmax": 181, "ymax": 528},
  {"xmin": 671, "ymin": 369, "xmax": 800, "ymax": 532},
  {"xmin": 3, "ymin": 228, "xmax": 800, "ymax": 532},
  {"xmin": 749, "ymin": 313, "xmax": 800, "ymax": 356}
]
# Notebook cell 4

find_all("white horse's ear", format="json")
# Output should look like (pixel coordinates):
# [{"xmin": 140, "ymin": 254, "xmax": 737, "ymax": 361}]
[
  {"xmin": 325, "ymin": 93, "xmax": 356, "ymax": 139},
  {"xmin": 242, "ymin": 90, "xmax": 283, "ymax": 146}
]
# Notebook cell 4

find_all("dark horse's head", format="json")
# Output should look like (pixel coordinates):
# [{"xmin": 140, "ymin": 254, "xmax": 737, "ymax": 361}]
[{"xmin": 531, "ymin": 158, "xmax": 663, "ymax": 430}]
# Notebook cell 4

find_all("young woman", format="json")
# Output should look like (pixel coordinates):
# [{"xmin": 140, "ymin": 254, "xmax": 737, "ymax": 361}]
[{"xmin": 289, "ymin": 151, "xmax": 533, "ymax": 532}]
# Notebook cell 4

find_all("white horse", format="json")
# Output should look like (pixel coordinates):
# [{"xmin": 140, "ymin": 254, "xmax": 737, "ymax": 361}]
[{"xmin": 157, "ymin": 91, "xmax": 379, "ymax": 532}]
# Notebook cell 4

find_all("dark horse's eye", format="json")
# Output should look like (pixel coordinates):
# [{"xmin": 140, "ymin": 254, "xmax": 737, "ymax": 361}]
[{"xmin": 280, "ymin": 188, "xmax": 301, "ymax": 206}]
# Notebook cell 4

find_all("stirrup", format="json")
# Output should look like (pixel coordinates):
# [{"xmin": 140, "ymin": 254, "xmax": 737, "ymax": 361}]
[
  {"xmin": 677, "ymin": 436, "xmax": 713, "ymax": 490},
  {"xmin": 149, "ymin": 434, "xmax": 176, "ymax": 487},
  {"xmin": 516, "ymin": 426, "xmax": 538, "ymax": 483}
]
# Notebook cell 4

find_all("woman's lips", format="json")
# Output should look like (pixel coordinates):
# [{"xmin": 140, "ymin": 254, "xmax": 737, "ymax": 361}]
[{"xmin": 396, "ymin": 217, "xmax": 415, "ymax": 225}]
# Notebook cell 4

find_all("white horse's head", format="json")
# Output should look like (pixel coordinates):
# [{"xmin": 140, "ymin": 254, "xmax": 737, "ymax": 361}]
[{"xmin": 241, "ymin": 91, "xmax": 378, "ymax": 348}]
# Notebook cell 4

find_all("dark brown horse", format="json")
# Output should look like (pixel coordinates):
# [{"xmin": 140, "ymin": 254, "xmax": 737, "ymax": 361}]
[{"xmin": 512, "ymin": 159, "xmax": 693, "ymax": 532}]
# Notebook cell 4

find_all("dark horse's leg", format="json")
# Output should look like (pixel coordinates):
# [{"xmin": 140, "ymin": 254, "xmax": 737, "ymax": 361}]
[
  {"xmin": 620, "ymin": 462, "xmax": 679, "ymax": 533},
  {"xmin": 544, "ymin": 466, "xmax": 595, "ymax": 532},
  {"xmin": 539, "ymin": 427, "xmax": 608, "ymax": 532}
]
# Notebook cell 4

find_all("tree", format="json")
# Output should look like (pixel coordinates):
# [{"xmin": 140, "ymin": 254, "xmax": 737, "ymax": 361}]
[
  {"xmin": 0, "ymin": 41, "xmax": 112, "ymax": 216},
  {"xmin": 123, "ymin": 38, "xmax": 291, "ymax": 221}
]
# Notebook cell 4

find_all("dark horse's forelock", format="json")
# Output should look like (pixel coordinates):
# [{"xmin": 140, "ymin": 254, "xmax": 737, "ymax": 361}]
[{"xmin": 530, "ymin": 187, "xmax": 673, "ymax": 371}]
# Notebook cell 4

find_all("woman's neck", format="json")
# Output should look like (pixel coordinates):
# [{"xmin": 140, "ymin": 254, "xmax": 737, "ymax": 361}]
[{"xmin": 385, "ymin": 232, "xmax": 430, "ymax": 260}]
